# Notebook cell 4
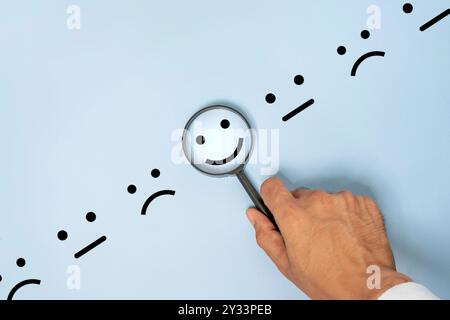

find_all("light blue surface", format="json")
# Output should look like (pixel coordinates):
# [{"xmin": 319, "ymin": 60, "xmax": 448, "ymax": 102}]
[{"xmin": 1, "ymin": 0, "xmax": 449, "ymax": 299}]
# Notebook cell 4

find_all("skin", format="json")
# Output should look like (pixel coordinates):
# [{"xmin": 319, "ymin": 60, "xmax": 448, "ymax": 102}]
[{"xmin": 246, "ymin": 177, "xmax": 411, "ymax": 300}]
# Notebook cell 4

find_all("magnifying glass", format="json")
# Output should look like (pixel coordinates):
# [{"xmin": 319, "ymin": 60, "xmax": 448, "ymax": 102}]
[{"xmin": 182, "ymin": 105, "xmax": 278, "ymax": 229}]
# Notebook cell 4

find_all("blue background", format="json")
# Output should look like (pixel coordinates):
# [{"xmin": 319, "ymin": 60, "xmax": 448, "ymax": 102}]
[{"xmin": 1, "ymin": 0, "xmax": 449, "ymax": 299}]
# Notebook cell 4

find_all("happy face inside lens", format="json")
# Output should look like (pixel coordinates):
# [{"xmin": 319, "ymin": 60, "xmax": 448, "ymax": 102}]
[{"xmin": 182, "ymin": 106, "xmax": 253, "ymax": 176}]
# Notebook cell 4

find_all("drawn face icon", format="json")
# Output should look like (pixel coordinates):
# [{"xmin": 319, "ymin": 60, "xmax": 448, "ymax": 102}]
[
  {"xmin": 57, "ymin": 212, "xmax": 107, "ymax": 259},
  {"xmin": 1, "ymin": 258, "xmax": 42, "ymax": 300},
  {"xmin": 182, "ymin": 106, "xmax": 253, "ymax": 176},
  {"xmin": 265, "ymin": 74, "xmax": 315, "ymax": 122},
  {"xmin": 337, "ymin": 30, "xmax": 386, "ymax": 77},
  {"xmin": 127, "ymin": 169, "xmax": 176, "ymax": 216}
]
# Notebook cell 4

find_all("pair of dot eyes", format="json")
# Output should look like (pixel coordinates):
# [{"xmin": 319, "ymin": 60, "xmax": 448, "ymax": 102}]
[
  {"xmin": 337, "ymin": 30, "xmax": 371, "ymax": 56},
  {"xmin": 195, "ymin": 119, "xmax": 230, "ymax": 145}
]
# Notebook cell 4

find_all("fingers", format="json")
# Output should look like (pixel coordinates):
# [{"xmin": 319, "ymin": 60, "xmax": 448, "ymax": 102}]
[
  {"xmin": 247, "ymin": 208, "xmax": 290, "ymax": 277},
  {"xmin": 260, "ymin": 177, "xmax": 296, "ymax": 225}
]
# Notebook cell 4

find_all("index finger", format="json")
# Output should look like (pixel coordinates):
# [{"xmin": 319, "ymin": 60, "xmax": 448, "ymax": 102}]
[{"xmin": 260, "ymin": 177, "xmax": 296, "ymax": 224}]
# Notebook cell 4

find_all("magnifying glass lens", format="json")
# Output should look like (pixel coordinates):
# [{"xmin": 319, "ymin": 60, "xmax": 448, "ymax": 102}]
[
  {"xmin": 183, "ymin": 106, "xmax": 252, "ymax": 176},
  {"xmin": 182, "ymin": 105, "xmax": 278, "ymax": 230}
]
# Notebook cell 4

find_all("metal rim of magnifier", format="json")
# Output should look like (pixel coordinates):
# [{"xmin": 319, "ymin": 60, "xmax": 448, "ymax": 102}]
[{"xmin": 182, "ymin": 105, "xmax": 254, "ymax": 177}]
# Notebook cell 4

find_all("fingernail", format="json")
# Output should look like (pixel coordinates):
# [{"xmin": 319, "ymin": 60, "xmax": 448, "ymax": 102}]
[{"xmin": 246, "ymin": 211, "xmax": 256, "ymax": 227}]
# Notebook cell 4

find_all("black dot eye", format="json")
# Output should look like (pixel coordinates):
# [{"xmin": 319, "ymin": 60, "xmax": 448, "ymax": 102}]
[
  {"xmin": 196, "ymin": 135, "xmax": 205, "ymax": 145},
  {"xmin": 337, "ymin": 46, "xmax": 347, "ymax": 55},
  {"xmin": 127, "ymin": 184, "xmax": 137, "ymax": 194},
  {"xmin": 361, "ymin": 30, "xmax": 370, "ymax": 39},
  {"xmin": 16, "ymin": 258, "xmax": 26, "ymax": 268},
  {"xmin": 294, "ymin": 75, "xmax": 304, "ymax": 85},
  {"xmin": 265, "ymin": 93, "xmax": 276, "ymax": 104},
  {"xmin": 86, "ymin": 211, "xmax": 96, "ymax": 222},
  {"xmin": 403, "ymin": 3, "xmax": 413, "ymax": 14},
  {"xmin": 57, "ymin": 230, "xmax": 68, "ymax": 241},
  {"xmin": 151, "ymin": 168, "xmax": 160, "ymax": 178},
  {"xmin": 220, "ymin": 119, "xmax": 230, "ymax": 129}
]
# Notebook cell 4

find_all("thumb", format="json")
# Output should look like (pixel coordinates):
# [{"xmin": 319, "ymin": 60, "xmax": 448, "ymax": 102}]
[{"xmin": 247, "ymin": 208, "xmax": 290, "ymax": 277}]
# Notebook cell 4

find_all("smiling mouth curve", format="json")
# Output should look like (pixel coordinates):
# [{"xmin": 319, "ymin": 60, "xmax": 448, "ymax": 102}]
[
  {"xmin": 7, "ymin": 279, "xmax": 41, "ymax": 300},
  {"xmin": 351, "ymin": 51, "xmax": 385, "ymax": 76},
  {"xmin": 205, "ymin": 138, "xmax": 244, "ymax": 166}
]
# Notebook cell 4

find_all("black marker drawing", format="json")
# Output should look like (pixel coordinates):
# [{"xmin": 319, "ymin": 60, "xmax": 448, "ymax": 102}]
[
  {"xmin": 16, "ymin": 258, "xmax": 26, "ymax": 268},
  {"xmin": 403, "ymin": 3, "xmax": 450, "ymax": 32},
  {"xmin": 151, "ymin": 168, "xmax": 161, "ymax": 178},
  {"xmin": 403, "ymin": 3, "xmax": 414, "ymax": 14},
  {"xmin": 421, "ymin": 9, "xmax": 450, "ymax": 32},
  {"xmin": 74, "ymin": 236, "xmax": 107, "ymax": 259},
  {"xmin": 58, "ymin": 211, "xmax": 107, "ymax": 259},
  {"xmin": 351, "ymin": 51, "xmax": 386, "ymax": 77},
  {"xmin": 7, "ymin": 279, "xmax": 41, "ymax": 300},
  {"xmin": 1, "ymin": 257, "xmax": 42, "ymax": 300},
  {"xmin": 282, "ymin": 99, "xmax": 315, "ymax": 122},
  {"xmin": 128, "ymin": 169, "xmax": 176, "ymax": 215},
  {"xmin": 205, "ymin": 138, "xmax": 244, "ymax": 165},
  {"xmin": 338, "ymin": 29, "xmax": 386, "ymax": 77},
  {"xmin": 266, "ymin": 74, "xmax": 315, "ymax": 122},
  {"xmin": 140, "ymin": 190, "xmax": 176, "ymax": 215}
]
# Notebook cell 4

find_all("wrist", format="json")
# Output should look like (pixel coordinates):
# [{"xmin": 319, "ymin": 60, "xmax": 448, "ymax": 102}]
[{"xmin": 366, "ymin": 269, "xmax": 412, "ymax": 300}]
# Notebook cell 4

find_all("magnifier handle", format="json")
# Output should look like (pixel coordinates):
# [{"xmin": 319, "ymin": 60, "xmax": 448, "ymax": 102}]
[{"xmin": 236, "ymin": 171, "xmax": 279, "ymax": 231}]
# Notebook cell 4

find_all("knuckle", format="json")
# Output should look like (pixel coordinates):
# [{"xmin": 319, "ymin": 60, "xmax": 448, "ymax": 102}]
[
  {"xmin": 363, "ymin": 196, "xmax": 377, "ymax": 208},
  {"xmin": 309, "ymin": 190, "xmax": 331, "ymax": 203},
  {"xmin": 363, "ymin": 196, "xmax": 383, "ymax": 218},
  {"xmin": 337, "ymin": 190, "xmax": 356, "ymax": 205},
  {"xmin": 339, "ymin": 190, "xmax": 354, "ymax": 199}
]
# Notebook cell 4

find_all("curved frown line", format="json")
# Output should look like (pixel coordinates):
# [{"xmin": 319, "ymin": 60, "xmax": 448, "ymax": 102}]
[
  {"xmin": 351, "ymin": 51, "xmax": 385, "ymax": 76},
  {"xmin": 205, "ymin": 138, "xmax": 244, "ymax": 166},
  {"xmin": 7, "ymin": 279, "xmax": 41, "ymax": 300},
  {"xmin": 141, "ymin": 190, "xmax": 176, "ymax": 215}
]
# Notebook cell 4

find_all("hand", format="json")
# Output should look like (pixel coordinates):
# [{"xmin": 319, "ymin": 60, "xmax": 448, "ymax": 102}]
[{"xmin": 246, "ymin": 177, "xmax": 411, "ymax": 300}]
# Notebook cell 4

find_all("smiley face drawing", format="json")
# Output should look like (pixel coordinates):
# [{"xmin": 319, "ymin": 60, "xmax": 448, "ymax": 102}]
[{"xmin": 182, "ymin": 105, "xmax": 253, "ymax": 176}]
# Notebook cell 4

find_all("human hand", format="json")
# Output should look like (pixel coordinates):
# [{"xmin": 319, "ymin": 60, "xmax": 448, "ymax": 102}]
[{"xmin": 246, "ymin": 177, "xmax": 411, "ymax": 300}]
